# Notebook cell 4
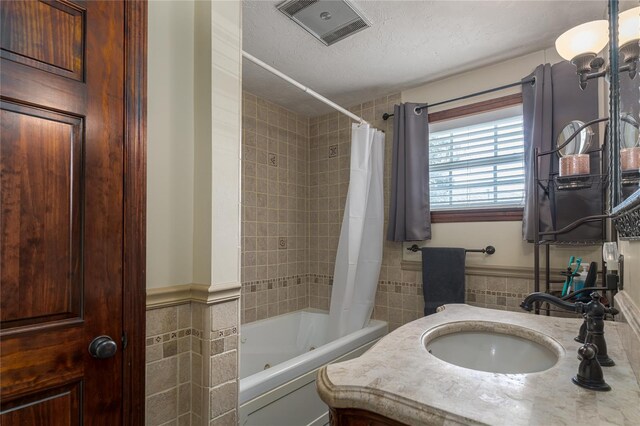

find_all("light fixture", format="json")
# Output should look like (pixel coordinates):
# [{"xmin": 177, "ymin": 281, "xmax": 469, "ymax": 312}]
[
  {"xmin": 619, "ymin": 6, "xmax": 639, "ymax": 77},
  {"xmin": 555, "ymin": 20, "xmax": 608, "ymax": 61},
  {"xmin": 555, "ymin": 7, "xmax": 639, "ymax": 89}
]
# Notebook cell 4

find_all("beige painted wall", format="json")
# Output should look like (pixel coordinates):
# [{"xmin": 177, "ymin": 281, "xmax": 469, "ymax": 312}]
[
  {"xmin": 208, "ymin": 0, "xmax": 243, "ymax": 291},
  {"xmin": 147, "ymin": 0, "xmax": 242, "ymax": 291},
  {"xmin": 619, "ymin": 241, "xmax": 640, "ymax": 308},
  {"xmin": 192, "ymin": 0, "xmax": 212, "ymax": 285},
  {"xmin": 147, "ymin": 0, "xmax": 195, "ymax": 289},
  {"xmin": 401, "ymin": 48, "xmax": 601, "ymax": 268}
]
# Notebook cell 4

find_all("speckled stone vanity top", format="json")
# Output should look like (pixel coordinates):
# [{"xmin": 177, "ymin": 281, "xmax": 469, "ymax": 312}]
[{"xmin": 317, "ymin": 304, "xmax": 640, "ymax": 426}]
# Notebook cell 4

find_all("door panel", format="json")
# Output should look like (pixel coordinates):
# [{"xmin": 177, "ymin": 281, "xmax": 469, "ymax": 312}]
[
  {"xmin": 1, "ymin": 382, "xmax": 81, "ymax": 426},
  {"xmin": 0, "ymin": 0, "xmax": 85, "ymax": 80},
  {"xmin": 1, "ymin": 102, "xmax": 83, "ymax": 326},
  {"xmin": 0, "ymin": 323, "xmax": 83, "ymax": 398},
  {"xmin": 0, "ymin": 1, "xmax": 126, "ymax": 424}
]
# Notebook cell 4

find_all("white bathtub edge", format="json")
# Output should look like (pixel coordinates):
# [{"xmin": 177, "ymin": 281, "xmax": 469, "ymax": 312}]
[
  {"xmin": 239, "ymin": 338, "xmax": 382, "ymax": 426},
  {"xmin": 239, "ymin": 319, "xmax": 387, "ymax": 405}
]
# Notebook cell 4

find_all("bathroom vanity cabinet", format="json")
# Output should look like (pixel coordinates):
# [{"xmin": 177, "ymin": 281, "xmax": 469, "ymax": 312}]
[
  {"xmin": 317, "ymin": 305, "xmax": 640, "ymax": 426},
  {"xmin": 329, "ymin": 408, "xmax": 405, "ymax": 426}
]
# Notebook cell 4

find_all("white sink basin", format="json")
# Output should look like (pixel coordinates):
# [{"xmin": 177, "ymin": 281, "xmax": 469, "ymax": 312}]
[{"xmin": 423, "ymin": 321, "xmax": 562, "ymax": 374}]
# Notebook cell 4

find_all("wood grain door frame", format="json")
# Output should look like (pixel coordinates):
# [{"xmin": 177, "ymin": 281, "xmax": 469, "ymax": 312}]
[{"xmin": 122, "ymin": 1, "xmax": 147, "ymax": 424}]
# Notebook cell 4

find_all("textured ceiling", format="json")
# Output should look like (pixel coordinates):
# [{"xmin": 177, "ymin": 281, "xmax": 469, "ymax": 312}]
[{"xmin": 242, "ymin": 1, "xmax": 628, "ymax": 116}]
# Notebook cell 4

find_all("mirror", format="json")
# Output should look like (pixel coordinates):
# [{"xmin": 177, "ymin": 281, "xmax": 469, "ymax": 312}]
[
  {"xmin": 610, "ymin": 0, "xmax": 640, "ymax": 239},
  {"xmin": 621, "ymin": 113, "xmax": 640, "ymax": 180},
  {"xmin": 620, "ymin": 113, "xmax": 639, "ymax": 150},
  {"xmin": 557, "ymin": 120, "xmax": 594, "ymax": 156}
]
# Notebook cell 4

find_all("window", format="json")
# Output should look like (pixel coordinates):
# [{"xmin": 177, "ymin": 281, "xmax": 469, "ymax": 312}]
[{"xmin": 427, "ymin": 95, "xmax": 525, "ymax": 221}]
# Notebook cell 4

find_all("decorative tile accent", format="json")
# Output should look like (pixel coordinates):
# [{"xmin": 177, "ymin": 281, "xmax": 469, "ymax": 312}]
[
  {"xmin": 240, "ymin": 274, "xmax": 310, "ymax": 323},
  {"xmin": 328, "ymin": 144, "xmax": 338, "ymax": 158},
  {"xmin": 278, "ymin": 237, "xmax": 287, "ymax": 249},
  {"xmin": 213, "ymin": 325, "xmax": 238, "ymax": 339},
  {"xmin": 146, "ymin": 327, "xmax": 202, "ymax": 347},
  {"xmin": 268, "ymin": 152, "xmax": 277, "ymax": 167},
  {"xmin": 243, "ymin": 274, "xmax": 310, "ymax": 291}
]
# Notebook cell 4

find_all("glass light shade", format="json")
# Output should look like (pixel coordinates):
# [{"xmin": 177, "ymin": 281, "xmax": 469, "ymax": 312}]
[
  {"xmin": 555, "ymin": 20, "xmax": 609, "ymax": 60},
  {"xmin": 619, "ymin": 7, "xmax": 640, "ymax": 46}
]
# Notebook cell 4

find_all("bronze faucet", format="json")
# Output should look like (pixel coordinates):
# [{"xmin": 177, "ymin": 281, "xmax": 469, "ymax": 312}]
[
  {"xmin": 521, "ymin": 291, "xmax": 618, "ymax": 365},
  {"xmin": 521, "ymin": 291, "xmax": 618, "ymax": 391}
]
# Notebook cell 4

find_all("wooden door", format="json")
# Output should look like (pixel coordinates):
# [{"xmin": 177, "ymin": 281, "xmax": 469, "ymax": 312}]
[{"xmin": 0, "ymin": 1, "xmax": 146, "ymax": 424}]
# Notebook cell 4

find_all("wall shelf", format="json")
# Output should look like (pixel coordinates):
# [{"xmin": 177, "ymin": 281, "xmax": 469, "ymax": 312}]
[
  {"xmin": 621, "ymin": 170, "xmax": 640, "ymax": 186},
  {"xmin": 553, "ymin": 174, "xmax": 607, "ymax": 191},
  {"xmin": 532, "ymin": 134, "xmax": 613, "ymax": 315}
]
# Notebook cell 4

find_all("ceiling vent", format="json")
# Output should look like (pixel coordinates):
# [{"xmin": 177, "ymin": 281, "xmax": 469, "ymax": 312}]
[{"xmin": 277, "ymin": 0, "xmax": 371, "ymax": 46}]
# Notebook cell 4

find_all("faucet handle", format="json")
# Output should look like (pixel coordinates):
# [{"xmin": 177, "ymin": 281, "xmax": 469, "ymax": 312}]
[
  {"xmin": 588, "ymin": 291, "xmax": 618, "ymax": 316},
  {"xmin": 606, "ymin": 306, "xmax": 619, "ymax": 316},
  {"xmin": 577, "ymin": 342, "xmax": 597, "ymax": 361}
]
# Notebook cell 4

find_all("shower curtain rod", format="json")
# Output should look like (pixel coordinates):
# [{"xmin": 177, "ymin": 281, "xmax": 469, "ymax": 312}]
[
  {"xmin": 242, "ymin": 51, "xmax": 368, "ymax": 125},
  {"xmin": 381, "ymin": 77, "xmax": 536, "ymax": 120}
]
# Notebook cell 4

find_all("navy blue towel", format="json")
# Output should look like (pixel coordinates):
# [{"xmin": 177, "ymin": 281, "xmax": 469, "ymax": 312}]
[{"xmin": 422, "ymin": 247, "xmax": 466, "ymax": 316}]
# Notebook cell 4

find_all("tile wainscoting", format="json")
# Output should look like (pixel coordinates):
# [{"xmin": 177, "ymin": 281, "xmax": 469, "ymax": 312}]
[
  {"xmin": 144, "ymin": 275, "xmax": 632, "ymax": 425},
  {"xmin": 146, "ymin": 304, "xmax": 194, "ymax": 426},
  {"xmin": 310, "ymin": 267, "xmax": 544, "ymax": 332},
  {"xmin": 240, "ymin": 264, "xmax": 576, "ymax": 332},
  {"xmin": 146, "ymin": 287, "xmax": 240, "ymax": 426},
  {"xmin": 311, "ymin": 263, "xmax": 583, "ymax": 331}
]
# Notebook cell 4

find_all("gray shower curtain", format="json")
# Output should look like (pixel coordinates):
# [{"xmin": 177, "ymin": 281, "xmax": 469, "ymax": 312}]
[
  {"xmin": 522, "ymin": 62, "xmax": 602, "ymax": 242},
  {"xmin": 387, "ymin": 103, "xmax": 431, "ymax": 242}
]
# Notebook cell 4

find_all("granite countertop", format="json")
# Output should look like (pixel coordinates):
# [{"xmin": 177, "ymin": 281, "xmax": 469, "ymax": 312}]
[{"xmin": 317, "ymin": 304, "xmax": 640, "ymax": 426}]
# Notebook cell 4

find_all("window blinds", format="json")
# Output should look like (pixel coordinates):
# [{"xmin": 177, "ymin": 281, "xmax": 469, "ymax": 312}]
[{"xmin": 429, "ymin": 115, "xmax": 525, "ymax": 210}]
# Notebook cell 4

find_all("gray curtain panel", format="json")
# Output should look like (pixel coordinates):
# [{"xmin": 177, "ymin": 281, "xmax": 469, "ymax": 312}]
[
  {"xmin": 522, "ymin": 64, "xmax": 555, "ymax": 242},
  {"xmin": 522, "ymin": 62, "xmax": 602, "ymax": 242},
  {"xmin": 550, "ymin": 61, "xmax": 601, "ymax": 242},
  {"xmin": 387, "ymin": 103, "xmax": 431, "ymax": 242}
]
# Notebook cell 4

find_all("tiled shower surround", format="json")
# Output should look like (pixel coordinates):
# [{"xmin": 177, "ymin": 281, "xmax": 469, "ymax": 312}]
[
  {"xmin": 241, "ymin": 92, "xmax": 540, "ymax": 330},
  {"xmin": 241, "ymin": 92, "xmax": 310, "ymax": 323}
]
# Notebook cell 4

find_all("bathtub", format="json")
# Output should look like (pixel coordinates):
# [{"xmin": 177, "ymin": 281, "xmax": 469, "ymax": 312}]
[{"xmin": 239, "ymin": 309, "xmax": 388, "ymax": 426}]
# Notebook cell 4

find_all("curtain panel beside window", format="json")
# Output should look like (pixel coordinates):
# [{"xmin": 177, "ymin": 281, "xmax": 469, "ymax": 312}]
[
  {"xmin": 522, "ymin": 62, "xmax": 602, "ymax": 242},
  {"xmin": 387, "ymin": 103, "xmax": 431, "ymax": 242}
]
